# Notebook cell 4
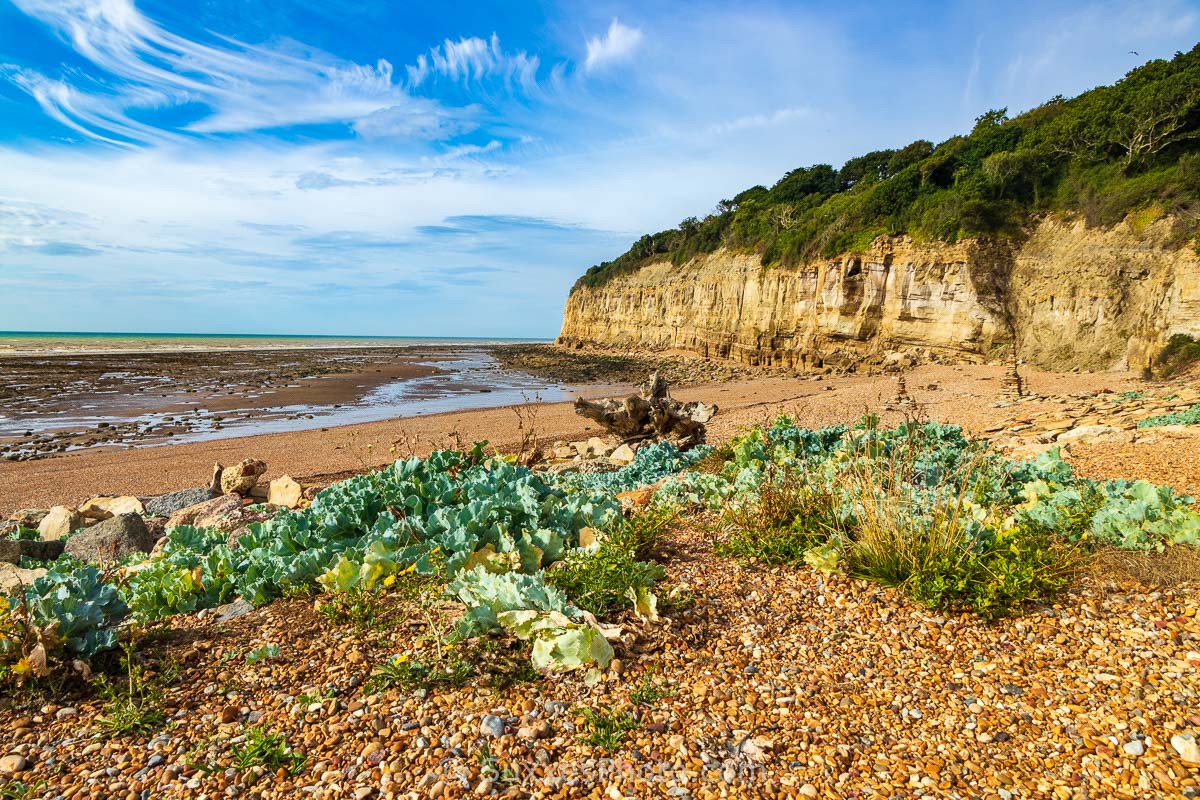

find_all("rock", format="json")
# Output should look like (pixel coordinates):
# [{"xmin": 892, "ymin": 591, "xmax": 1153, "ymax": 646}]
[
  {"xmin": 616, "ymin": 487, "xmax": 654, "ymax": 512},
  {"xmin": 0, "ymin": 754, "xmax": 28, "ymax": 774},
  {"xmin": 1123, "ymin": 739, "xmax": 1145, "ymax": 757},
  {"xmin": 517, "ymin": 720, "xmax": 553, "ymax": 740},
  {"xmin": 145, "ymin": 487, "xmax": 215, "ymax": 518},
  {"xmin": 0, "ymin": 563, "xmax": 47, "ymax": 593},
  {"xmin": 588, "ymin": 437, "xmax": 615, "ymax": 457},
  {"xmin": 167, "ymin": 494, "xmax": 246, "ymax": 532},
  {"xmin": 0, "ymin": 539, "xmax": 65, "ymax": 564},
  {"xmin": 64, "ymin": 513, "xmax": 155, "ymax": 564},
  {"xmin": 738, "ymin": 737, "xmax": 774, "ymax": 762},
  {"xmin": 609, "ymin": 443, "xmax": 636, "ymax": 465},
  {"xmin": 78, "ymin": 495, "xmax": 144, "ymax": 520},
  {"xmin": 214, "ymin": 599, "xmax": 255, "ymax": 623},
  {"xmin": 220, "ymin": 706, "xmax": 239, "ymax": 724},
  {"xmin": 268, "ymin": 475, "xmax": 304, "ymax": 509},
  {"xmin": 578, "ymin": 527, "xmax": 604, "ymax": 548},
  {"xmin": 8, "ymin": 508, "xmax": 49, "ymax": 528},
  {"xmin": 37, "ymin": 505, "xmax": 84, "ymax": 541},
  {"xmin": 570, "ymin": 441, "xmax": 592, "ymax": 458},
  {"xmin": 1171, "ymin": 733, "xmax": 1200, "ymax": 764},
  {"xmin": 209, "ymin": 463, "xmax": 224, "ymax": 495},
  {"xmin": 798, "ymin": 785, "xmax": 819, "ymax": 799},
  {"xmin": 220, "ymin": 459, "xmax": 267, "ymax": 496},
  {"xmin": 1056, "ymin": 425, "xmax": 1136, "ymax": 446},
  {"xmin": 479, "ymin": 715, "xmax": 506, "ymax": 738}
]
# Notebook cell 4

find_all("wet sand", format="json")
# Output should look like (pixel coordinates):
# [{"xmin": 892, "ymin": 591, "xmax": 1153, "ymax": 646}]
[{"xmin": 5, "ymin": 363, "xmax": 1194, "ymax": 518}]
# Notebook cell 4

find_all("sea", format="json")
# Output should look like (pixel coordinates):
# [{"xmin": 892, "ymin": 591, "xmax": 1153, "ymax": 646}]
[
  {"xmin": 0, "ymin": 331, "xmax": 606, "ymax": 454},
  {"xmin": 0, "ymin": 331, "xmax": 546, "ymax": 356}
]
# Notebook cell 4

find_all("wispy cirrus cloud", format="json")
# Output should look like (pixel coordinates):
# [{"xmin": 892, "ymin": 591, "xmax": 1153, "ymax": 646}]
[
  {"xmin": 584, "ymin": 19, "xmax": 642, "ymax": 71},
  {"xmin": 4, "ymin": 0, "xmax": 420, "ymax": 144}
]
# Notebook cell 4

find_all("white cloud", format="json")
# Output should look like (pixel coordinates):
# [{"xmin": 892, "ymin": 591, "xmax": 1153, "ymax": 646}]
[
  {"xmin": 584, "ymin": 19, "xmax": 642, "ymax": 71},
  {"xmin": 405, "ymin": 33, "xmax": 540, "ymax": 93},
  {"xmin": 5, "ymin": 0, "xmax": 428, "ymax": 143}
]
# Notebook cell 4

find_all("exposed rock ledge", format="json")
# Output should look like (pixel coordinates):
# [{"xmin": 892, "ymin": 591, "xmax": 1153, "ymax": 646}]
[{"xmin": 559, "ymin": 216, "xmax": 1200, "ymax": 372}]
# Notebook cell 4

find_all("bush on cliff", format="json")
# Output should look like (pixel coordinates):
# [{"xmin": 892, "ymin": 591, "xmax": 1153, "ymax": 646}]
[{"xmin": 578, "ymin": 46, "xmax": 1200, "ymax": 288}]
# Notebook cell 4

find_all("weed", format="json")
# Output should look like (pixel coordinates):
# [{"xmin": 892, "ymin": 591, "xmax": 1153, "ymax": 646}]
[
  {"xmin": 366, "ymin": 653, "xmax": 472, "ymax": 693},
  {"xmin": 317, "ymin": 588, "xmax": 384, "ymax": 631},
  {"xmin": 94, "ymin": 641, "xmax": 165, "ymax": 737},
  {"xmin": 231, "ymin": 726, "xmax": 305, "ymax": 774},
  {"xmin": 546, "ymin": 507, "xmax": 675, "ymax": 618},
  {"xmin": 629, "ymin": 670, "xmax": 673, "ymax": 707},
  {"xmin": 717, "ymin": 469, "xmax": 840, "ymax": 565},
  {"xmin": 576, "ymin": 706, "xmax": 638, "ymax": 750}
]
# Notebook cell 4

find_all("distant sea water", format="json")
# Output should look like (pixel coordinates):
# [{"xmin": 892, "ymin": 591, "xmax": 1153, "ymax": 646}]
[{"xmin": 0, "ymin": 331, "xmax": 550, "ymax": 356}]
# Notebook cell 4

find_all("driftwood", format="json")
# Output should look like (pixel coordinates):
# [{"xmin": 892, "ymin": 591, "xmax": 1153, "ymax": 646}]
[{"xmin": 573, "ymin": 372, "xmax": 717, "ymax": 449}]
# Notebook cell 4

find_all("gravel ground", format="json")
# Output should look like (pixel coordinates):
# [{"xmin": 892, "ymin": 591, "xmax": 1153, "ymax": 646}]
[{"xmin": 2, "ymin": 523, "xmax": 1198, "ymax": 799}]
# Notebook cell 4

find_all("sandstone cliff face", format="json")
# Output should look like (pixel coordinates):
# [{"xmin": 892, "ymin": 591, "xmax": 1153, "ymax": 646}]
[{"xmin": 559, "ymin": 217, "xmax": 1200, "ymax": 371}]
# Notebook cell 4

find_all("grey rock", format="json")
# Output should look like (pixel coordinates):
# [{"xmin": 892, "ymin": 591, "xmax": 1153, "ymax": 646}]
[
  {"xmin": 0, "ymin": 539, "xmax": 65, "ymax": 564},
  {"xmin": 63, "ymin": 513, "xmax": 155, "ymax": 564},
  {"xmin": 145, "ymin": 487, "xmax": 215, "ymax": 518},
  {"xmin": 479, "ymin": 714, "xmax": 506, "ymax": 738},
  {"xmin": 214, "ymin": 598, "xmax": 255, "ymax": 623}
]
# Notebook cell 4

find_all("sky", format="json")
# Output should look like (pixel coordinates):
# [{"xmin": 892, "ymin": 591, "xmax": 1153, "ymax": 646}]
[{"xmin": 1, "ymin": 0, "xmax": 1198, "ymax": 337}]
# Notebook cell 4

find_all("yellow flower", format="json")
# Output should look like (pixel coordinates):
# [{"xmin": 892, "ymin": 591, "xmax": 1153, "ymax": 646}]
[
  {"xmin": 11, "ymin": 658, "xmax": 32, "ymax": 676},
  {"xmin": 382, "ymin": 574, "xmax": 397, "ymax": 587}
]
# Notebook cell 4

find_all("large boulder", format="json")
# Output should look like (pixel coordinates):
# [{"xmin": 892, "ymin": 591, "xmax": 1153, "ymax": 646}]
[
  {"xmin": 219, "ymin": 459, "xmax": 268, "ymax": 496},
  {"xmin": 165, "ymin": 494, "xmax": 265, "ymax": 533},
  {"xmin": 37, "ymin": 506, "xmax": 84, "ymax": 541},
  {"xmin": 79, "ymin": 495, "xmax": 145, "ymax": 521},
  {"xmin": 0, "ymin": 539, "xmax": 65, "ymax": 564},
  {"xmin": 145, "ymin": 487, "xmax": 216, "ymax": 518},
  {"xmin": 63, "ymin": 513, "xmax": 155, "ymax": 564}
]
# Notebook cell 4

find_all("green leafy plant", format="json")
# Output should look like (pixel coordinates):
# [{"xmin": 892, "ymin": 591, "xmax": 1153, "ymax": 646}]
[
  {"xmin": 1138, "ymin": 402, "xmax": 1200, "ymax": 428},
  {"xmin": 244, "ymin": 644, "xmax": 280, "ymax": 664},
  {"xmin": 231, "ymin": 727, "xmax": 305, "ymax": 774},
  {"xmin": 576, "ymin": 707, "xmax": 639, "ymax": 750},
  {"xmin": 629, "ymin": 669, "xmax": 673, "ymax": 707}
]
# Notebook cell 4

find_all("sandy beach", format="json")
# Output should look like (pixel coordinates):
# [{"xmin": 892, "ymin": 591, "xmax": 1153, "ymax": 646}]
[{"xmin": 5, "ymin": 362, "xmax": 1198, "ymax": 517}]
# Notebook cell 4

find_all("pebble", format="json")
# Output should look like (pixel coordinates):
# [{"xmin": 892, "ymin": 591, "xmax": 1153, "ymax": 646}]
[
  {"xmin": 1123, "ymin": 739, "xmax": 1145, "ymax": 757},
  {"xmin": 479, "ymin": 715, "xmax": 506, "ymax": 738}
]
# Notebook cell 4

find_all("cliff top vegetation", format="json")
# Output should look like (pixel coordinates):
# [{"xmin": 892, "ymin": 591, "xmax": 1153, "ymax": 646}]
[{"xmin": 578, "ymin": 45, "xmax": 1200, "ymax": 288}]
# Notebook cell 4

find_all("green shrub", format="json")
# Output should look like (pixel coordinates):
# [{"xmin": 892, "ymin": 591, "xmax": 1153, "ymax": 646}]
[
  {"xmin": 576, "ymin": 707, "xmax": 639, "ymax": 750},
  {"xmin": 1155, "ymin": 334, "xmax": 1200, "ymax": 377}
]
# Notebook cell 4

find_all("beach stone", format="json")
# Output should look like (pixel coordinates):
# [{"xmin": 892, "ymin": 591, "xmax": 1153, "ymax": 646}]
[
  {"xmin": 167, "ymin": 494, "xmax": 245, "ymax": 532},
  {"xmin": 268, "ymin": 475, "xmax": 304, "ymax": 509},
  {"xmin": 209, "ymin": 463, "xmax": 224, "ymax": 495},
  {"xmin": 0, "ymin": 754, "xmax": 27, "ymax": 774},
  {"xmin": 64, "ymin": 513, "xmax": 155, "ymax": 564},
  {"xmin": 610, "ymin": 444, "xmax": 636, "ymax": 465},
  {"xmin": 1124, "ymin": 740, "xmax": 1145, "ymax": 757},
  {"xmin": 7, "ymin": 509, "xmax": 49, "ymax": 528},
  {"xmin": 616, "ymin": 488, "xmax": 654, "ymax": 512},
  {"xmin": 479, "ymin": 715, "xmax": 506, "ymax": 738},
  {"xmin": 0, "ymin": 563, "xmax": 47, "ymax": 593},
  {"xmin": 220, "ymin": 459, "xmax": 267, "ymax": 496},
  {"xmin": 0, "ymin": 539, "xmax": 65, "ymax": 564},
  {"xmin": 78, "ymin": 495, "xmax": 144, "ymax": 520},
  {"xmin": 145, "ymin": 487, "xmax": 215, "ymax": 518},
  {"xmin": 1171, "ymin": 734, "xmax": 1200, "ymax": 764},
  {"xmin": 37, "ymin": 506, "xmax": 84, "ymax": 540},
  {"xmin": 587, "ymin": 437, "xmax": 614, "ymax": 457},
  {"xmin": 1056, "ymin": 425, "xmax": 1135, "ymax": 446}
]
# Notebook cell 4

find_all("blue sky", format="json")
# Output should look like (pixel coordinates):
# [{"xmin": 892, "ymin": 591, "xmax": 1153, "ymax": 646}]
[{"xmin": 1, "ymin": 1, "xmax": 1198, "ymax": 337}]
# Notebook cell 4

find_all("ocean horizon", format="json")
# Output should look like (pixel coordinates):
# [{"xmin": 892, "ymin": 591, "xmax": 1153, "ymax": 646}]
[{"xmin": 0, "ymin": 331, "xmax": 553, "ymax": 356}]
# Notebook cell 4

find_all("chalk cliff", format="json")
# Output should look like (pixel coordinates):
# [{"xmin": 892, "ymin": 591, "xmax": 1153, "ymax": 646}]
[{"xmin": 559, "ymin": 216, "xmax": 1200, "ymax": 372}]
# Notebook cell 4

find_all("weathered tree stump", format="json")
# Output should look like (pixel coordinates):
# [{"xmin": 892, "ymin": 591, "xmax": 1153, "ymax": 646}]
[{"xmin": 573, "ymin": 372, "xmax": 717, "ymax": 449}]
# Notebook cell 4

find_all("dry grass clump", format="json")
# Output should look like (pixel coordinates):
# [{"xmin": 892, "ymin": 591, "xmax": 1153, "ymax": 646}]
[{"xmin": 1089, "ymin": 545, "xmax": 1200, "ymax": 588}]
